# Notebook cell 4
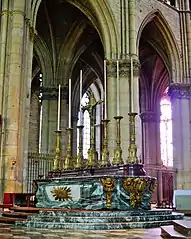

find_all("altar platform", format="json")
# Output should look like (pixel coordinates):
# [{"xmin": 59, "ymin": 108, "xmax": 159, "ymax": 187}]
[{"xmin": 14, "ymin": 207, "xmax": 184, "ymax": 230}]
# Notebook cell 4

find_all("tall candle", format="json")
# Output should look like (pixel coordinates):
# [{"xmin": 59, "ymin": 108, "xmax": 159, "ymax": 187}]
[
  {"xmin": 130, "ymin": 57, "xmax": 134, "ymax": 112},
  {"xmin": 104, "ymin": 60, "xmax": 107, "ymax": 119},
  {"xmin": 68, "ymin": 78, "xmax": 72, "ymax": 128},
  {"xmin": 117, "ymin": 60, "xmax": 120, "ymax": 116},
  {"xmin": 57, "ymin": 84, "xmax": 61, "ymax": 131},
  {"xmin": 80, "ymin": 70, "xmax": 82, "ymax": 111},
  {"xmin": 79, "ymin": 70, "xmax": 83, "ymax": 125}
]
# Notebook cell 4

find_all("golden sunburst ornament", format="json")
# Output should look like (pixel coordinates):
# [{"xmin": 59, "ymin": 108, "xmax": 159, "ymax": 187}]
[{"xmin": 51, "ymin": 186, "xmax": 72, "ymax": 201}]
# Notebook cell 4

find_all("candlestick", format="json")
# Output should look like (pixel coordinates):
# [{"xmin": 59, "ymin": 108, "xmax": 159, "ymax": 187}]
[
  {"xmin": 68, "ymin": 78, "xmax": 72, "ymax": 128},
  {"xmin": 117, "ymin": 60, "xmax": 120, "ymax": 116},
  {"xmin": 53, "ymin": 130, "xmax": 61, "ymax": 171},
  {"xmin": 104, "ymin": 60, "xmax": 107, "ymax": 119},
  {"xmin": 130, "ymin": 57, "xmax": 134, "ymax": 112},
  {"xmin": 57, "ymin": 84, "xmax": 61, "ymax": 131},
  {"xmin": 112, "ymin": 116, "xmax": 124, "ymax": 165}
]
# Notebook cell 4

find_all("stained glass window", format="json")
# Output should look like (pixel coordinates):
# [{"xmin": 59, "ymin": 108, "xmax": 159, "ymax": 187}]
[{"xmin": 160, "ymin": 91, "xmax": 173, "ymax": 167}]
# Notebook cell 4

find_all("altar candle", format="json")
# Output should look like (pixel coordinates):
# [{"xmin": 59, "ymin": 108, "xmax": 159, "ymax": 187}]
[
  {"xmin": 130, "ymin": 57, "xmax": 134, "ymax": 112},
  {"xmin": 79, "ymin": 70, "xmax": 83, "ymax": 125},
  {"xmin": 68, "ymin": 78, "xmax": 72, "ymax": 128},
  {"xmin": 104, "ymin": 60, "xmax": 107, "ymax": 119},
  {"xmin": 117, "ymin": 60, "xmax": 120, "ymax": 116},
  {"xmin": 57, "ymin": 84, "xmax": 61, "ymax": 131}
]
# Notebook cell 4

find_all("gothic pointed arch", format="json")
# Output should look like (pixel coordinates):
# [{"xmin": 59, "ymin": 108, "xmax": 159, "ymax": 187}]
[
  {"xmin": 56, "ymin": 20, "xmax": 88, "ymax": 85},
  {"xmin": 137, "ymin": 10, "xmax": 181, "ymax": 84},
  {"xmin": 33, "ymin": 35, "xmax": 54, "ymax": 85},
  {"xmin": 31, "ymin": 0, "xmax": 119, "ymax": 59}
]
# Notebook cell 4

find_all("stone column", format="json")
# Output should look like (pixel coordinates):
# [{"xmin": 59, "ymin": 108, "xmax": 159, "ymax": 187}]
[
  {"xmin": 40, "ymin": 87, "xmax": 57, "ymax": 154},
  {"xmin": 40, "ymin": 86, "xmax": 68, "ymax": 157},
  {"xmin": 169, "ymin": 83, "xmax": 191, "ymax": 189},
  {"xmin": 140, "ymin": 111, "xmax": 161, "ymax": 166},
  {"xmin": 28, "ymin": 90, "xmax": 40, "ymax": 152},
  {"xmin": 0, "ymin": 0, "xmax": 34, "ymax": 194},
  {"xmin": 120, "ymin": 58, "xmax": 142, "ymax": 161},
  {"xmin": 119, "ymin": 60, "xmax": 130, "ymax": 159},
  {"xmin": 107, "ymin": 60, "xmax": 117, "ymax": 162}
]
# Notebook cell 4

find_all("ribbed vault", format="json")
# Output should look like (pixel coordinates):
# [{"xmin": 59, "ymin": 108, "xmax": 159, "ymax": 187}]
[
  {"xmin": 139, "ymin": 19, "xmax": 171, "ymax": 112},
  {"xmin": 32, "ymin": 0, "xmax": 104, "ymax": 112}
]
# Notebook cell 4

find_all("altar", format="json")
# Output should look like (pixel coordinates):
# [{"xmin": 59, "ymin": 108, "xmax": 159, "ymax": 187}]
[{"xmin": 35, "ymin": 174, "xmax": 156, "ymax": 210}]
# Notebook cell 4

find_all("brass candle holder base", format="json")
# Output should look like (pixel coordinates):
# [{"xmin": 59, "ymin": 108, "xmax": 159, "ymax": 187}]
[
  {"xmin": 112, "ymin": 116, "xmax": 124, "ymax": 165},
  {"xmin": 86, "ymin": 148, "xmax": 98, "ymax": 168},
  {"xmin": 100, "ymin": 119, "xmax": 110, "ymax": 167},
  {"xmin": 63, "ymin": 128, "xmax": 74, "ymax": 170},
  {"xmin": 75, "ymin": 125, "xmax": 84, "ymax": 169},
  {"xmin": 53, "ymin": 130, "xmax": 62, "ymax": 171},
  {"xmin": 127, "ymin": 112, "xmax": 138, "ymax": 164}
]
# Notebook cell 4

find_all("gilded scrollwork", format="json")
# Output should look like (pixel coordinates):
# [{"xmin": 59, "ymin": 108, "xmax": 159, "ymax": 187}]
[
  {"xmin": 122, "ymin": 177, "xmax": 148, "ymax": 208},
  {"xmin": 101, "ymin": 177, "xmax": 116, "ymax": 207}
]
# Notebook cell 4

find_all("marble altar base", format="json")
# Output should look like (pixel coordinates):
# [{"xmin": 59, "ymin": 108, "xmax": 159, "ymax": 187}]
[{"xmin": 35, "ymin": 175, "xmax": 156, "ymax": 210}]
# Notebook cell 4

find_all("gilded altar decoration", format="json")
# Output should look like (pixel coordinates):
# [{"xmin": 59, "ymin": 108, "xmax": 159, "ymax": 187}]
[
  {"xmin": 122, "ymin": 177, "xmax": 148, "ymax": 208},
  {"xmin": 51, "ymin": 186, "xmax": 72, "ymax": 201},
  {"xmin": 149, "ymin": 178, "xmax": 157, "ymax": 193},
  {"xmin": 101, "ymin": 177, "xmax": 116, "ymax": 207}
]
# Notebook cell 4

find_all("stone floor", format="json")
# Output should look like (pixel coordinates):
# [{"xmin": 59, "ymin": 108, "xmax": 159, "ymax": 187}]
[
  {"xmin": 0, "ymin": 226, "xmax": 162, "ymax": 239},
  {"xmin": 0, "ymin": 216, "xmax": 190, "ymax": 239}
]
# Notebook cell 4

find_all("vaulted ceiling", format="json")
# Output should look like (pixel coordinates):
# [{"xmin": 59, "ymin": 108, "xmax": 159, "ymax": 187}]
[{"xmin": 32, "ymin": 0, "xmax": 103, "ymax": 95}]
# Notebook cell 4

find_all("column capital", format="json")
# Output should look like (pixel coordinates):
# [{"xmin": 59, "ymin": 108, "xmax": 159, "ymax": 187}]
[
  {"xmin": 106, "ymin": 58, "xmax": 140, "ymax": 78},
  {"xmin": 168, "ymin": 83, "xmax": 191, "ymax": 99},
  {"xmin": 140, "ymin": 111, "xmax": 157, "ymax": 122},
  {"xmin": 106, "ymin": 60, "xmax": 116, "ymax": 77},
  {"xmin": 42, "ymin": 86, "xmax": 67, "ymax": 101}
]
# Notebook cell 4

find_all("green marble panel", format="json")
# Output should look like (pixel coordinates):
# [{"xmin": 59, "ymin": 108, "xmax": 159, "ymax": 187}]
[{"xmin": 35, "ymin": 175, "xmax": 156, "ymax": 210}]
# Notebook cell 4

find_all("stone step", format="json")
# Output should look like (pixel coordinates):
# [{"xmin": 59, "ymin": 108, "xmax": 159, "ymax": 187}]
[
  {"xmin": 38, "ymin": 209, "xmax": 174, "ymax": 217},
  {"xmin": 0, "ymin": 223, "xmax": 13, "ymax": 228},
  {"xmin": 161, "ymin": 225, "xmax": 186, "ymax": 238},
  {"xmin": 0, "ymin": 217, "xmax": 25, "ymax": 224},
  {"xmin": 27, "ymin": 213, "xmax": 183, "ymax": 223},
  {"xmin": 2, "ymin": 211, "xmax": 37, "ymax": 219},
  {"xmin": 10, "ymin": 207, "xmax": 40, "ymax": 213},
  {"xmin": 173, "ymin": 220, "xmax": 191, "ymax": 237},
  {"xmin": 15, "ymin": 219, "xmax": 173, "ymax": 230}
]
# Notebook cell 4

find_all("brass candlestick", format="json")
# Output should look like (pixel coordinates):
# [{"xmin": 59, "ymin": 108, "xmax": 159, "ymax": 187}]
[
  {"xmin": 100, "ymin": 119, "xmax": 110, "ymax": 167},
  {"xmin": 75, "ymin": 125, "xmax": 84, "ymax": 169},
  {"xmin": 63, "ymin": 128, "xmax": 74, "ymax": 170},
  {"xmin": 127, "ymin": 113, "xmax": 138, "ymax": 164},
  {"xmin": 53, "ymin": 130, "xmax": 62, "ymax": 171},
  {"xmin": 112, "ymin": 116, "xmax": 124, "ymax": 165},
  {"xmin": 86, "ymin": 121, "xmax": 98, "ymax": 168}
]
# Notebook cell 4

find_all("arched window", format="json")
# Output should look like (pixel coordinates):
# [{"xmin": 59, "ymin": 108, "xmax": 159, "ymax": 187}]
[
  {"xmin": 77, "ymin": 93, "xmax": 90, "ymax": 158},
  {"xmin": 160, "ymin": 90, "xmax": 173, "ymax": 166}
]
